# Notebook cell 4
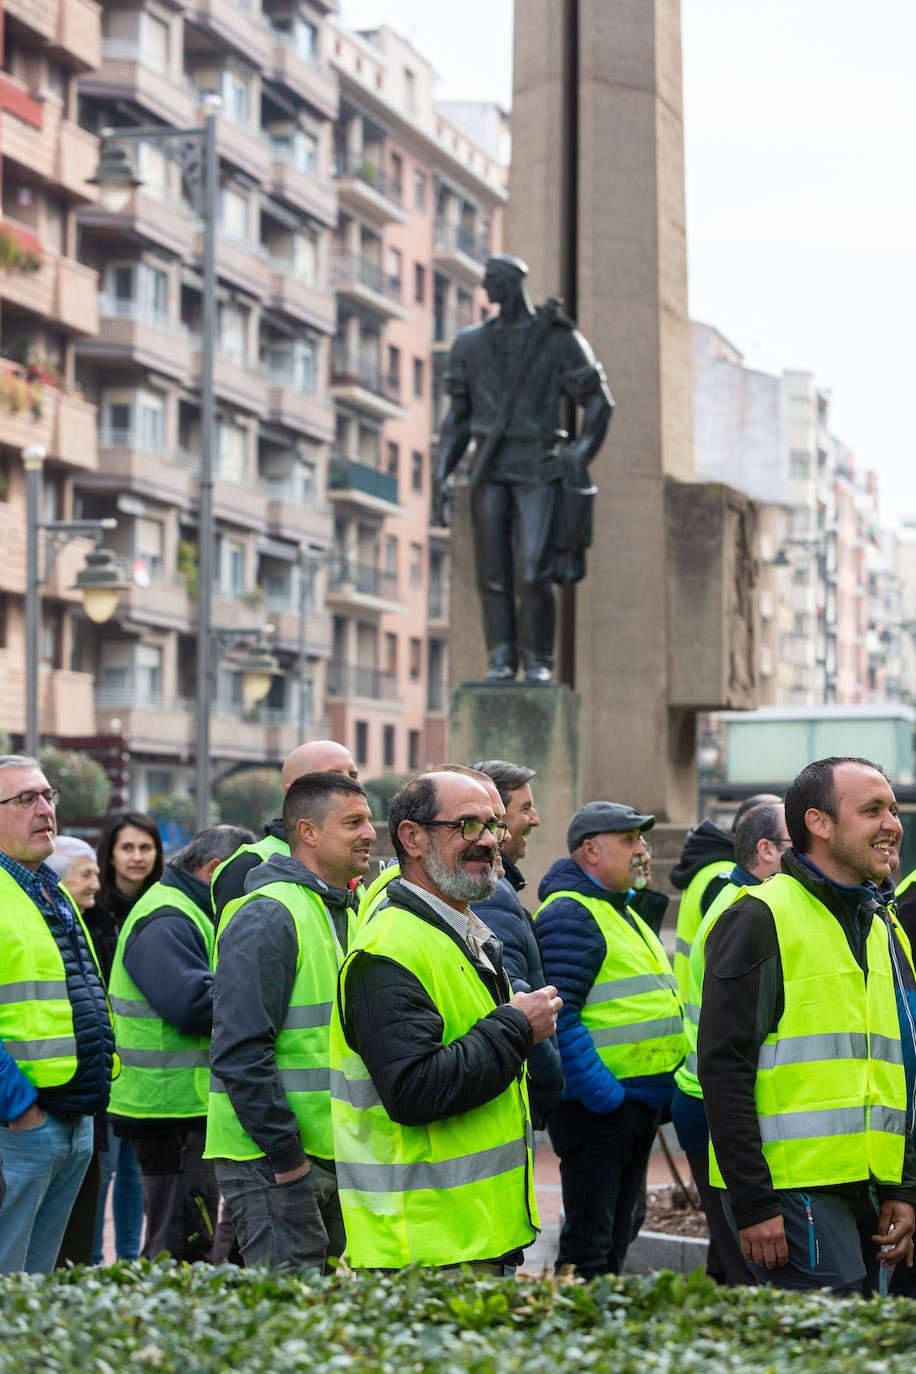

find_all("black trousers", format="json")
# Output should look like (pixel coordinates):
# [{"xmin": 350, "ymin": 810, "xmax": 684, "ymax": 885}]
[
  {"xmin": 134, "ymin": 1129, "xmax": 219, "ymax": 1263},
  {"xmin": 548, "ymin": 1098, "xmax": 661, "ymax": 1279},
  {"xmin": 470, "ymin": 479, "xmax": 556, "ymax": 670}
]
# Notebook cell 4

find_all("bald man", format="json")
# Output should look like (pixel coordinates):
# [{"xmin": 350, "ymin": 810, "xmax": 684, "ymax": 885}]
[{"xmin": 211, "ymin": 740, "xmax": 358, "ymax": 918}]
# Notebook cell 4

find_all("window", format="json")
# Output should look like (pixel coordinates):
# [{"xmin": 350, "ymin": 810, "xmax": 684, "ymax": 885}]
[
  {"xmin": 413, "ymin": 357, "xmax": 424, "ymax": 398},
  {"xmin": 137, "ymin": 141, "xmax": 168, "ymax": 199},
  {"xmin": 220, "ymin": 69, "xmax": 250, "ymax": 125},
  {"xmin": 403, "ymin": 68, "xmax": 416, "ymax": 110},
  {"xmin": 0, "ymin": 592, "xmax": 7, "ymax": 646},
  {"xmin": 386, "ymin": 442, "xmax": 399, "ymax": 477},
  {"xmin": 410, "ymin": 543, "xmax": 422, "ymax": 589},
  {"xmin": 218, "ymin": 535, "xmax": 246, "ymax": 595},
  {"xmin": 390, "ymin": 151, "xmax": 403, "ymax": 198},
  {"xmin": 383, "ymin": 724, "xmax": 396, "ymax": 769},
  {"xmin": 384, "ymin": 536, "xmax": 398, "ymax": 576},
  {"xmin": 789, "ymin": 450, "xmax": 811, "ymax": 481},
  {"xmin": 387, "ymin": 345, "xmax": 401, "ymax": 388},
  {"xmin": 136, "ymin": 644, "xmax": 163, "ymax": 703},
  {"xmin": 384, "ymin": 632, "xmax": 398, "ymax": 674},
  {"xmin": 218, "ymin": 301, "xmax": 248, "ymax": 363},
  {"xmin": 140, "ymin": 11, "xmax": 169, "ymax": 72},
  {"xmin": 136, "ymin": 517, "xmax": 164, "ymax": 581},
  {"xmin": 414, "ymin": 170, "xmax": 426, "ymax": 210},
  {"xmin": 220, "ymin": 186, "xmax": 249, "ymax": 240},
  {"xmin": 413, "ymin": 262, "xmax": 425, "ymax": 304},
  {"xmin": 355, "ymin": 720, "xmax": 368, "ymax": 766},
  {"xmin": 217, "ymin": 419, "xmax": 247, "ymax": 481},
  {"xmin": 411, "ymin": 450, "xmax": 423, "ymax": 492},
  {"xmin": 0, "ymin": 453, "xmax": 8, "ymax": 504},
  {"xmin": 409, "ymin": 637, "xmax": 421, "ymax": 679},
  {"xmin": 294, "ymin": 15, "xmax": 318, "ymax": 59},
  {"xmin": 408, "ymin": 729, "xmax": 421, "ymax": 771}
]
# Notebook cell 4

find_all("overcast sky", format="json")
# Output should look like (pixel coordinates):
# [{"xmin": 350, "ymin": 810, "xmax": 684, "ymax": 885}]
[{"xmin": 338, "ymin": 0, "xmax": 916, "ymax": 521}]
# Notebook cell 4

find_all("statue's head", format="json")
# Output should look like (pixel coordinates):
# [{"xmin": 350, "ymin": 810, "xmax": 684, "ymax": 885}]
[{"xmin": 483, "ymin": 254, "xmax": 529, "ymax": 303}]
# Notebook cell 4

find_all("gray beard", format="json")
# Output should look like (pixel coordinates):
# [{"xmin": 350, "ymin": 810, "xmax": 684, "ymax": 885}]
[{"xmin": 425, "ymin": 843, "xmax": 499, "ymax": 903}]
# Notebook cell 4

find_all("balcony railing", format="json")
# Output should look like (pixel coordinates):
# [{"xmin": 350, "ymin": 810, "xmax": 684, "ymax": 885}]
[
  {"xmin": 101, "ymin": 37, "xmax": 167, "ymax": 72},
  {"xmin": 334, "ymin": 154, "xmax": 403, "ymax": 206},
  {"xmin": 330, "ymin": 252, "xmax": 402, "ymax": 305},
  {"xmin": 433, "ymin": 220, "xmax": 489, "ymax": 265},
  {"xmin": 328, "ymin": 558, "xmax": 399, "ymax": 603},
  {"xmin": 328, "ymin": 455, "xmax": 398, "ymax": 506},
  {"xmin": 326, "ymin": 660, "xmax": 399, "ymax": 701},
  {"xmin": 329, "ymin": 347, "xmax": 401, "ymax": 406},
  {"xmin": 433, "ymin": 307, "xmax": 475, "ymax": 344}
]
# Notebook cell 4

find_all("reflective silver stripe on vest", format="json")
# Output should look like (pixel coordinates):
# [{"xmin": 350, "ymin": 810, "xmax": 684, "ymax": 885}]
[
  {"xmin": 282, "ymin": 1003, "xmax": 332, "ymax": 1031},
  {"xmin": 591, "ymin": 973, "xmax": 675, "ymax": 1001},
  {"xmin": 684, "ymin": 1001, "xmax": 700, "ymax": 1026},
  {"xmin": 0, "ymin": 980, "xmax": 68, "ymax": 1005},
  {"xmin": 591, "ymin": 1015, "xmax": 684, "ymax": 1048},
  {"xmin": 759, "ymin": 1104, "xmax": 907, "ymax": 1144},
  {"xmin": 4, "ymin": 1035, "xmax": 76, "ymax": 1060},
  {"xmin": 118, "ymin": 1048, "xmax": 209, "ymax": 1069},
  {"xmin": 758, "ymin": 1032, "xmax": 903, "ymax": 1072},
  {"xmin": 108, "ymin": 996, "xmax": 160, "ymax": 1020},
  {"xmin": 279, "ymin": 1067, "xmax": 330, "ymax": 1094},
  {"xmin": 684, "ymin": 1052, "xmax": 698, "ymax": 1076},
  {"xmin": 329, "ymin": 1067, "xmax": 381, "ymax": 1110},
  {"xmin": 338, "ymin": 1137, "xmax": 527, "ymax": 1195},
  {"xmin": 675, "ymin": 938, "xmax": 691, "ymax": 960}
]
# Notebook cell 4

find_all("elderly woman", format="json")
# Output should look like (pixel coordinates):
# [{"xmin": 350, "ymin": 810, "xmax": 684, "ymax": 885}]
[{"xmin": 44, "ymin": 836, "xmax": 100, "ymax": 914}]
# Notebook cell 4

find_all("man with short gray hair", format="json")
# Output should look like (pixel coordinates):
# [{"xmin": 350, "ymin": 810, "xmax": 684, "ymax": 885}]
[
  {"xmin": 0, "ymin": 754, "xmax": 114, "ymax": 1273},
  {"xmin": 108, "ymin": 824, "xmax": 253, "ymax": 1261}
]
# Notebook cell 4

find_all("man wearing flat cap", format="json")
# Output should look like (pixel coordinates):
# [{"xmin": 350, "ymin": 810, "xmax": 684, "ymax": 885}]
[{"xmin": 534, "ymin": 801, "xmax": 686, "ymax": 1278}]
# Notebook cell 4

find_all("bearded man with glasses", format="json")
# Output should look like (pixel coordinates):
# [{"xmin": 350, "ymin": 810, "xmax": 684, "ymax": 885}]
[
  {"xmin": 0, "ymin": 754, "xmax": 114, "ymax": 1273},
  {"xmin": 330, "ymin": 770, "xmax": 561, "ymax": 1271}
]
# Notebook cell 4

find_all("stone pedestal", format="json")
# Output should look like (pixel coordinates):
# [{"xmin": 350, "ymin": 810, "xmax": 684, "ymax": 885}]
[{"xmin": 449, "ymin": 682, "xmax": 580, "ymax": 883}]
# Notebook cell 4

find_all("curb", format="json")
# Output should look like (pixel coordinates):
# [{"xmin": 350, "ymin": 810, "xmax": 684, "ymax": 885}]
[{"xmin": 624, "ymin": 1228, "xmax": 709, "ymax": 1276}]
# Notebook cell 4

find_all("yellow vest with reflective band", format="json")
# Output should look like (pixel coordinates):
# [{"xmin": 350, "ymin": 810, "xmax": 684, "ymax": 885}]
[
  {"xmin": 109, "ymin": 881, "xmax": 214, "ymax": 1120},
  {"xmin": 673, "ymin": 861, "xmax": 732, "ymax": 1003},
  {"xmin": 210, "ymin": 832, "xmax": 287, "ymax": 917},
  {"xmin": 674, "ymin": 880, "xmax": 743, "ymax": 1101},
  {"xmin": 896, "ymin": 869, "xmax": 916, "ymax": 899},
  {"xmin": 205, "ymin": 882, "xmax": 352, "ymax": 1162},
  {"xmin": 709, "ymin": 873, "xmax": 907, "ymax": 1190},
  {"xmin": 0, "ymin": 868, "xmax": 103, "ymax": 1089},
  {"xmin": 330, "ymin": 901, "xmax": 538, "ymax": 1268},
  {"xmin": 355, "ymin": 862, "xmax": 399, "ymax": 929},
  {"xmin": 536, "ymin": 889, "xmax": 685, "ymax": 1078}
]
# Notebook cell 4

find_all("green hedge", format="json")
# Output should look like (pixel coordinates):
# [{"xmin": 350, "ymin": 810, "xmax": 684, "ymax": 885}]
[{"xmin": 0, "ymin": 1261, "xmax": 912, "ymax": 1372}]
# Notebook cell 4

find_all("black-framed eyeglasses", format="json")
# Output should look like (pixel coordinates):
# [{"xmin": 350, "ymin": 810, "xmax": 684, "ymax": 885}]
[
  {"xmin": 421, "ymin": 817, "xmax": 509, "ymax": 843},
  {"xmin": 0, "ymin": 787, "xmax": 61, "ymax": 810}
]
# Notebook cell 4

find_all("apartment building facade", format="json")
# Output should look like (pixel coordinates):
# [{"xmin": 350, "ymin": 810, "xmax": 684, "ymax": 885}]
[
  {"xmin": 0, "ymin": 2, "xmax": 505, "ymax": 804},
  {"xmin": 0, "ymin": 0, "xmax": 103, "ymax": 740}
]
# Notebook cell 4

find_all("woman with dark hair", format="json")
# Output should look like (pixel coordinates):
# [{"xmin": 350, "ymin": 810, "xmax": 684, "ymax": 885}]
[{"xmin": 89, "ymin": 811, "xmax": 163, "ymax": 1264}]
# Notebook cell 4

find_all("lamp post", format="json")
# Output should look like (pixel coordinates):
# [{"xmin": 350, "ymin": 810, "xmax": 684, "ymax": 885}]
[
  {"xmin": 89, "ymin": 97, "xmax": 220, "ymax": 828},
  {"xmin": 23, "ymin": 443, "xmax": 131, "ymax": 756},
  {"xmin": 296, "ymin": 545, "xmax": 327, "ymax": 743}
]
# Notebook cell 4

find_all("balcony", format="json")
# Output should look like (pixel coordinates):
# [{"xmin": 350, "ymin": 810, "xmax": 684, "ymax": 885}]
[
  {"xmin": 266, "ymin": 263, "xmax": 336, "ymax": 334},
  {"xmin": 326, "ymin": 659, "xmax": 399, "ymax": 702},
  {"xmin": 0, "ymin": 663, "xmax": 97, "ymax": 739},
  {"xmin": 93, "ymin": 693, "xmax": 195, "ymax": 756},
  {"xmin": 189, "ymin": 0, "xmax": 273, "ymax": 71},
  {"xmin": 116, "ymin": 576, "xmax": 193, "ymax": 630},
  {"xmin": 207, "ymin": 230, "xmax": 271, "ymax": 298},
  {"xmin": 328, "ymin": 455, "xmax": 400, "ymax": 515},
  {"xmin": 334, "ymin": 154, "xmax": 410, "ymax": 228},
  {"xmin": 190, "ymin": 346, "xmax": 268, "ymax": 417},
  {"xmin": 52, "ymin": 390, "xmax": 98, "ymax": 471},
  {"xmin": 79, "ymin": 189, "xmax": 195, "ymax": 259},
  {"xmin": 57, "ymin": 118, "xmax": 99, "ymax": 201},
  {"xmin": 0, "ymin": 243, "xmax": 98, "ymax": 335},
  {"xmin": 83, "ymin": 41, "xmax": 198, "ymax": 128},
  {"xmin": 428, "ymin": 584, "xmax": 449, "ymax": 628},
  {"xmin": 85, "ymin": 297, "xmax": 192, "ymax": 381},
  {"xmin": 261, "ymin": 480, "xmax": 332, "ymax": 545},
  {"xmin": 263, "ymin": 383, "xmax": 335, "ymax": 443},
  {"xmin": 270, "ymin": 40, "xmax": 338, "ymax": 121},
  {"xmin": 331, "ymin": 253, "xmax": 409, "ymax": 321},
  {"xmin": 269, "ymin": 151, "xmax": 337, "ymax": 228},
  {"xmin": 214, "ymin": 111, "xmax": 273, "ymax": 185},
  {"xmin": 0, "ymin": 92, "xmax": 95, "ymax": 200},
  {"xmin": 433, "ymin": 220, "xmax": 489, "ymax": 286},
  {"xmin": 0, "ymin": 360, "xmax": 53, "ymax": 452},
  {"xmin": 329, "ymin": 348, "xmax": 407, "ymax": 422},
  {"xmin": 90, "ymin": 429, "xmax": 197, "ymax": 504},
  {"xmin": 4, "ymin": 0, "xmax": 100, "ymax": 70},
  {"xmin": 327, "ymin": 558, "xmax": 401, "ymax": 614},
  {"xmin": 261, "ymin": 596, "xmax": 333, "ymax": 657}
]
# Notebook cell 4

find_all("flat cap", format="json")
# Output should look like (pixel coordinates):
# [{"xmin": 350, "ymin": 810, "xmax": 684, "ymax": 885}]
[{"xmin": 567, "ymin": 801, "xmax": 655, "ymax": 852}]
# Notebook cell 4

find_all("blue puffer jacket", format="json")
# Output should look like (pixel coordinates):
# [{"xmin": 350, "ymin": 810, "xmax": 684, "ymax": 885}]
[
  {"xmin": 534, "ymin": 857, "xmax": 676, "ymax": 1116},
  {"xmin": 472, "ymin": 859, "xmax": 564, "ymax": 1126}
]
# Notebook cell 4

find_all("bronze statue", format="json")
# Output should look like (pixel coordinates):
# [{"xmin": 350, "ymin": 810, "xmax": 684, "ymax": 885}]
[{"xmin": 434, "ymin": 255, "xmax": 613, "ymax": 683}]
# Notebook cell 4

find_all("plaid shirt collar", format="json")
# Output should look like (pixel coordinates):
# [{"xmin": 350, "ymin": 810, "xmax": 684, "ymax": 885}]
[{"xmin": 0, "ymin": 849, "xmax": 74, "ymax": 930}]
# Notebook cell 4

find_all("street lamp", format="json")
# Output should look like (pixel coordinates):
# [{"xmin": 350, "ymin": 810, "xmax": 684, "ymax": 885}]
[
  {"xmin": 89, "ymin": 97, "xmax": 220, "ymax": 829},
  {"xmin": 214, "ymin": 624, "xmax": 279, "ymax": 713},
  {"xmin": 23, "ymin": 443, "xmax": 131, "ymax": 755}
]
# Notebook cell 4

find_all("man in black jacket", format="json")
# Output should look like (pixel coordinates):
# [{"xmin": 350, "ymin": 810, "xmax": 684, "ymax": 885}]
[
  {"xmin": 699, "ymin": 757, "xmax": 916, "ymax": 1294},
  {"xmin": 108, "ymin": 825, "xmax": 253, "ymax": 1261},
  {"xmin": 332, "ymin": 771, "xmax": 561, "ymax": 1269},
  {"xmin": 471, "ymin": 759, "xmax": 563, "ymax": 1126}
]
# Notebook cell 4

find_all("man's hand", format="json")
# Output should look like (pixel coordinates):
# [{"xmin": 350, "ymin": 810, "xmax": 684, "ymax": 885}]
[
  {"xmin": 8, "ymin": 1102, "xmax": 46, "ymax": 1130},
  {"xmin": 431, "ymin": 478, "xmax": 452, "ymax": 527},
  {"xmin": 739, "ymin": 1215, "xmax": 788, "ymax": 1270},
  {"xmin": 539, "ymin": 450, "xmax": 565, "ymax": 483},
  {"xmin": 512, "ymin": 986, "xmax": 562, "ymax": 1044},
  {"xmin": 274, "ymin": 1160, "xmax": 311, "ymax": 1186},
  {"xmin": 874, "ymin": 1200, "xmax": 916, "ymax": 1268}
]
